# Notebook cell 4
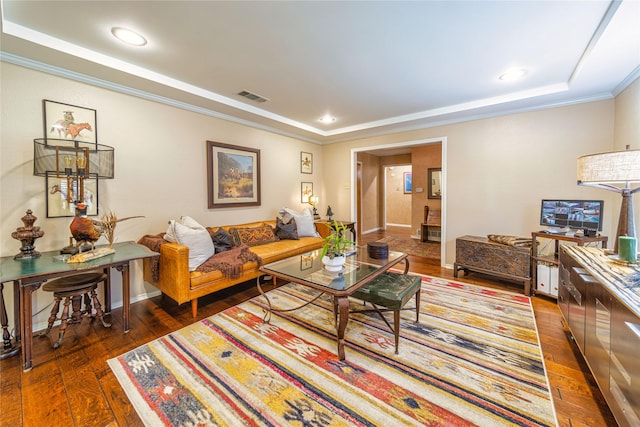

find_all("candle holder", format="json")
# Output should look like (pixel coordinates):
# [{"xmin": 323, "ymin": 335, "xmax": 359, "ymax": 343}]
[{"xmin": 11, "ymin": 210, "xmax": 45, "ymax": 260}]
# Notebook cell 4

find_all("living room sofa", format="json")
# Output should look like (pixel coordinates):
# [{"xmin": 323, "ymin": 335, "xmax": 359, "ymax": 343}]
[{"xmin": 141, "ymin": 219, "xmax": 331, "ymax": 317}]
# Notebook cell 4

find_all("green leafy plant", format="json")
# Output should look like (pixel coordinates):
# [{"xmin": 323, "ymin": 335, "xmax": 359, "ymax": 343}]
[{"xmin": 320, "ymin": 221, "xmax": 356, "ymax": 259}]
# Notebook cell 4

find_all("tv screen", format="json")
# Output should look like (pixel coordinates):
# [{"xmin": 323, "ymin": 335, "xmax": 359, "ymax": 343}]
[{"xmin": 540, "ymin": 199, "xmax": 604, "ymax": 235}]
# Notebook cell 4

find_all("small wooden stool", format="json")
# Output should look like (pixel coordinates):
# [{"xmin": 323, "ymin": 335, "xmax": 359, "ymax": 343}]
[
  {"xmin": 351, "ymin": 272, "xmax": 421, "ymax": 353},
  {"xmin": 41, "ymin": 272, "xmax": 111, "ymax": 349}
]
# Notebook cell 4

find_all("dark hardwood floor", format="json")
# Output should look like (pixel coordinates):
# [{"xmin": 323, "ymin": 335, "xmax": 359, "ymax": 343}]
[{"xmin": 0, "ymin": 226, "xmax": 617, "ymax": 426}]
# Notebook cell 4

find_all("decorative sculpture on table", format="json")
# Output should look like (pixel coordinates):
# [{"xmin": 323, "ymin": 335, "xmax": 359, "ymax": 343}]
[
  {"xmin": 326, "ymin": 205, "xmax": 334, "ymax": 222},
  {"xmin": 69, "ymin": 203, "xmax": 102, "ymax": 252},
  {"xmin": 11, "ymin": 209, "xmax": 45, "ymax": 259},
  {"xmin": 66, "ymin": 208, "xmax": 144, "ymax": 262}
]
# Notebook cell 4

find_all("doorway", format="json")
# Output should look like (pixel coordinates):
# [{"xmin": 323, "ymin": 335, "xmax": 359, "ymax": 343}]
[
  {"xmin": 384, "ymin": 165, "xmax": 412, "ymax": 229},
  {"xmin": 351, "ymin": 137, "xmax": 446, "ymax": 266}
]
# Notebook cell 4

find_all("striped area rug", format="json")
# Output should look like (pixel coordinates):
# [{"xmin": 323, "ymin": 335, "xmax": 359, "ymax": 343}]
[{"xmin": 108, "ymin": 275, "xmax": 557, "ymax": 426}]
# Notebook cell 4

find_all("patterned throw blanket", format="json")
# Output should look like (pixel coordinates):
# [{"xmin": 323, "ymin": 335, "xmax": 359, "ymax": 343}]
[
  {"xmin": 195, "ymin": 245, "xmax": 261, "ymax": 278},
  {"xmin": 487, "ymin": 234, "xmax": 532, "ymax": 247},
  {"xmin": 137, "ymin": 234, "xmax": 262, "ymax": 281},
  {"xmin": 137, "ymin": 233, "xmax": 165, "ymax": 281}
]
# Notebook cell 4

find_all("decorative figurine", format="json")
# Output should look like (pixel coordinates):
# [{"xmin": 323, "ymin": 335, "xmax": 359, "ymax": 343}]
[
  {"xmin": 11, "ymin": 209, "xmax": 45, "ymax": 259},
  {"xmin": 326, "ymin": 205, "xmax": 334, "ymax": 222},
  {"xmin": 69, "ymin": 203, "xmax": 103, "ymax": 252}
]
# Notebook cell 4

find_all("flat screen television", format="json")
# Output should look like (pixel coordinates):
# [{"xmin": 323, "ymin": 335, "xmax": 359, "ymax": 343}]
[{"xmin": 540, "ymin": 199, "xmax": 604, "ymax": 236}]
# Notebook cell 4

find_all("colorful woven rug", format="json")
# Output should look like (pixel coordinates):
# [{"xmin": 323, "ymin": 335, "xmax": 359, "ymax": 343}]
[
  {"xmin": 108, "ymin": 275, "xmax": 557, "ymax": 426},
  {"xmin": 375, "ymin": 236, "xmax": 441, "ymax": 259}
]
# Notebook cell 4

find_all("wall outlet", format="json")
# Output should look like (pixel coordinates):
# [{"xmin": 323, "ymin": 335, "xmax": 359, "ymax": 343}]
[{"xmin": 416, "ymin": 228, "xmax": 421, "ymax": 236}]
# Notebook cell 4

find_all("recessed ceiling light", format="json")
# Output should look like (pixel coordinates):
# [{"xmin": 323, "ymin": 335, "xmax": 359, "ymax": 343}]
[
  {"xmin": 499, "ymin": 68, "xmax": 528, "ymax": 81},
  {"xmin": 319, "ymin": 114, "xmax": 336, "ymax": 124},
  {"xmin": 111, "ymin": 27, "xmax": 147, "ymax": 46}
]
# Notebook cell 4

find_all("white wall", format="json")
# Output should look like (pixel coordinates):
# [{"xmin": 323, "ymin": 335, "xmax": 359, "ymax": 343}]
[
  {"xmin": 1, "ymin": 62, "xmax": 321, "ymax": 330},
  {"xmin": 323, "ymin": 100, "xmax": 619, "ymax": 266},
  {"xmin": 2, "ymin": 60, "xmax": 637, "ymax": 333}
]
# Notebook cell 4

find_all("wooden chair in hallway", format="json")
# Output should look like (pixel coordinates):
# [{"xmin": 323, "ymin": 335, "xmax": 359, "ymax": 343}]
[{"xmin": 421, "ymin": 206, "xmax": 441, "ymax": 242}]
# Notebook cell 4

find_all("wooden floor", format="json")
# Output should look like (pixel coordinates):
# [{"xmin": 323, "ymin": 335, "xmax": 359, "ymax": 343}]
[{"xmin": 0, "ymin": 227, "xmax": 617, "ymax": 427}]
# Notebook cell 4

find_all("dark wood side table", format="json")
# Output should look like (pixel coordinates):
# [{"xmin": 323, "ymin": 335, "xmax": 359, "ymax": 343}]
[
  {"xmin": 0, "ymin": 241, "xmax": 158, "ymax": 371},
  {"xmin": 420, "ymin": 208, "xmax": 441, "ymax": 242}
]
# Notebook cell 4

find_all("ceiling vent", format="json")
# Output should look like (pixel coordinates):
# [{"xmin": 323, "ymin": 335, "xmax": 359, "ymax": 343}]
[{"xmin": 237, "ymin": 90, "xmax": 269, "ymax": 103}]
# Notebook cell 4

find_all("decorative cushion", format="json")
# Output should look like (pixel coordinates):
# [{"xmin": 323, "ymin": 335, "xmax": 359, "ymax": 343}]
[
  {"xmin": 208, "ymin": 227, "xmax": 235, "ymax": 253},
  {"xmin": 352, "ymin": 272, "xmax": 421, "ymax": 310},
  {"xmin": 229, "ymin": 225, "xmax": 277, "ymax": 247},
  {"xmin": 165, "ymin": 218, "xmax": 215, "ymax": 271},
  {"xmin": 164, "ymin": 215, "xmax": 205, "ymax": 242},
  {"xmin": 283, "ymin": 208, "xmax": 319, "ymax": 237},
  {"xmin": 275, "ymin": 217, "xmax": 299, "ymax": 240}
]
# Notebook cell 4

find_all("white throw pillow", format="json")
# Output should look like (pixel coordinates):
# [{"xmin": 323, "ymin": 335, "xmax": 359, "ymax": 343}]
[
  {"xmin": 164, "ymin": 215, "xmax": 206, "ymax": 242},
  {"xmin": 283, "ymin": 208, "xmax": 319, "ymax": 237},
  {"xmin": 165, "ymin": 217, "xmax": 215, "ymax": 271}
]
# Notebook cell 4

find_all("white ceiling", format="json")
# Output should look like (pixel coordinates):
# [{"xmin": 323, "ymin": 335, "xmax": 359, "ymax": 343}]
[{"xmin": 1, "ymin": 0, "xmax": 639, "ymax": 144}]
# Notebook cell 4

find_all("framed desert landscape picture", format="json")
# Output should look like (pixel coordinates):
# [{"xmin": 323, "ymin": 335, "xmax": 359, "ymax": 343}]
[{"xmin": 207, "ymin": 141, "xmax": 261, "ymax": 208}]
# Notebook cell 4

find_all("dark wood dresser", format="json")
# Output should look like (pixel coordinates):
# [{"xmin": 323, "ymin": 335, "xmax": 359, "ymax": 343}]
[
  {"xmin": 559, "ymin": 245, "xmax": 640, "ymax": 427},
  {"xmin": 454, "ymin": 235, "xmax": 532, "ymax": 295}
]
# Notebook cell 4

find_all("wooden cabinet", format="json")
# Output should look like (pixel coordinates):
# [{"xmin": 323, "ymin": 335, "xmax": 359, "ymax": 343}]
[
  {"xmin": 531, "ymin": 232, "xmax": 607, "ymax": 297},
  {"xmin": 559, "ymin": 246, "xmax": 640, "ymax": 427},
  {"xmin": 454, "ymin": 235, "xmax": 531, "ymax": 295}
]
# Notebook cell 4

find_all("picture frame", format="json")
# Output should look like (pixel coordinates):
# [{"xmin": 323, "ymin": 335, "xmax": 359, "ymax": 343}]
[
  {"xmin": 301, "ymin": 151, "xmax": 313, "ymax": 174},
  {"xmin": 403, "ymin": 172, "xmax": 412, "ymax": 194},
  {"xmin": 428, "ymin": 168, "xmax": 442, "ymax": 199},
  {"xmin": 207, "ymin": 141, "xmax": 261, "ymax": 208},
  {"xmin": 300, "ymin": 254, "xmax": 314, "ymax": 270},
  {"xmin": 301, "ymin": 182, "xmax": 313, "ymax": 203},
  {"xmin": 46, "ymin": 173, "xmax": 98, "ymax": 217},
  {"xmin": 43, "ymin": 100, "xmax": 97, "ymax": 146}
]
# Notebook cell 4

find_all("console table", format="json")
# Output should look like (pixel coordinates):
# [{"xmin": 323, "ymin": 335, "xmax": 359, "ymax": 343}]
[{"xmin": 0, "ymin": 241, "xmax": 158, "ymax": 371}]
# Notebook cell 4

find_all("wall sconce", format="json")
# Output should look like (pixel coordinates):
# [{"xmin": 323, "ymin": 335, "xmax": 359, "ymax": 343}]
[
  {"xmin": 308, "ymin": 194, "xmax": 320, "ymax": 220},
  {"xmin": 577, "ymin": 146, "xmax": 640, "ymax": 254}
]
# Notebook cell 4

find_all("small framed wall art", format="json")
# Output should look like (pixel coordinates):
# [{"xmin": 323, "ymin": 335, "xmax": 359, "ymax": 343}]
[
  {"xmin": 43, "ymin": 100, "xmax": 97, "ymax": 145},
  {"xmin": 301, "ymin": 182, "xmax": 313, "ymax": 203},
  {"xmin": 403, "ymin": 172, "xmax": 412, "ymax": 194},
  {"xmin": 207, "ymin": 141, "xmax": 261, "ymax": 208},
  {"xmin": 301, "ymin": 151, "xmax": 313, "ymax": 174}
]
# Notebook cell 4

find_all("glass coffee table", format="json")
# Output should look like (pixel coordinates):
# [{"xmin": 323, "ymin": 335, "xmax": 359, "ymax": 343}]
[{"xmin": 258, "ymin": 248, "xmax": 409, "ymax": 360}]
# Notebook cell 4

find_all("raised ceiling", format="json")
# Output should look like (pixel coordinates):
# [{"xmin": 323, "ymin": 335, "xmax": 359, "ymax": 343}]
[{"xmin": 1, "ymin": 0, "xmax": 638, "ymax": 144}]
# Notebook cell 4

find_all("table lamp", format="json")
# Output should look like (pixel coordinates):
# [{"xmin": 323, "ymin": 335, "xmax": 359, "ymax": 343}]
[
  {"xmin": 577, "ymin": 146, "xmax": 640, "ymax": 255},
  {"xmin": 308, "ymin": 194, "xmax": 320, "ymax": 220},
  {"xmin": 33, "ymin": 138, "xmax": 114, "ymax": 252}
]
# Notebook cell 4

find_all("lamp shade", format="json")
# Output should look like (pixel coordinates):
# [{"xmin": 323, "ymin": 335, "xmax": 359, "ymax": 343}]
[
  {"xmin": 33, "ymin": 138, "xmax": 114, "ymax": 179},
  {"xmin": 577, "ymin": 149, "xmax": 640, "ymax": 185}
]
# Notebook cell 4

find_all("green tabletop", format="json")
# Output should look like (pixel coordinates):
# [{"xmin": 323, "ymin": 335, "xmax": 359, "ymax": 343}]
[{"xmin": 0, "ymin": 241, "xmax": 158, "ymax": 283}]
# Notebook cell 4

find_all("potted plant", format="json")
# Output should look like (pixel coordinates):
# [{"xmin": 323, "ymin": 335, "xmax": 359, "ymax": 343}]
[{"xmin": 320, "ymin": 221, "xmax": 355, "ymax": 272}]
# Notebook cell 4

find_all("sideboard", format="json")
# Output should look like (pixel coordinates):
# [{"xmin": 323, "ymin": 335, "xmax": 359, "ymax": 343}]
[{"xmin": 559, "ymin": 245, "xmax": 640, "ymax": 427}]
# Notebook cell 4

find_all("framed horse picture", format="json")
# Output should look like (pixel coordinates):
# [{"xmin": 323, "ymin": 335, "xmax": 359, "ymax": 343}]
[
  {"xmin": 207, "ymin": 141, "xmax": 261, "ymax": 208},
  {"xmin": 43, "ymin": 100, "xmax": 97, "ymax": 146}
]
